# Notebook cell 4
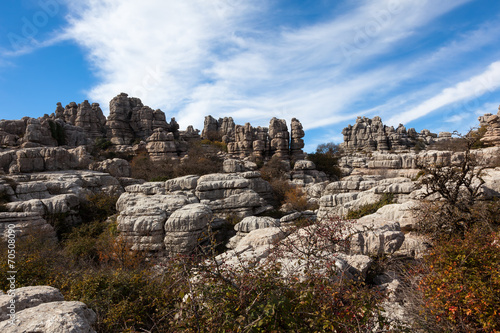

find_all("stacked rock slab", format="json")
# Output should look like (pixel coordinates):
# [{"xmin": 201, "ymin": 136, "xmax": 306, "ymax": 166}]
[
  {"xmin": 203, "ymin": 115, "xmax": 305, "ymax": 160},
  {"xmin": 55, "ymin": 100, "xmax": 106, "ymax": 143},
  {"xmin": 480, "ymin": 106, "xmax": 500, "ymax": 147},
  {"xmin": 0, "ymin": 286, "xmax": 96, "ymax": 332},
  {"xmin": 106, "ymin": 93, "xmax": 170, "ymax": 145},
  {"xmin": 341, "ymin": 116, "xmax": 438, "ymax": 152},
  {"xmin": 146, "ymin": 128, "xmax": 178, "ymax": 161},
  {"xmin": 290, "ymin": 118, "xmax": 305, "ymax": 160},
  {"xmin": 201, "ymin": 115, "xmax": 235, "ymax": 141},
  {"xmin": 0, "ymin": 212, "xmax": 56, "ymax": 241}
]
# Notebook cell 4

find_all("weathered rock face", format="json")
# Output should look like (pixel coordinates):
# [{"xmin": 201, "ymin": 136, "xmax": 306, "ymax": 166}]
[
  {"xmin": 195, "ymin": 173, "xmax": 273, "ymax": 217},
  {"xmin": 480, "ymin": 106, "xmax": 500, "ymax": 147},
  {"xmin": 89, "ymin": 158, "xmax": 131, "ymax": 178},
  {"xmin": 341, "ymin": 116, "xmax": 439, "ymax": 152},
  {"xmin": 106, "ymin": 93, "xmax": 171, "ymax": 145},
  {"xmin": 269, "ymin": 117, "xmax": 290, "ymax": 158},
  {"xmin": 0, "ymin": 286, "xmax": 96, "ymax": 332},
  {"xmin": 202, "ymin": 116, "xmax": 305, "ymax": 160},
  {"xmin": 55, "ymin": 100, "xmax": 106, "ymax": 143},
  {"xmin": 290, "ymin": 160, "xmax": 328, "ymax": 185},
  {"xmin": 201, "ymin": 116, "xmax": 235, "ymax": 141},
  {"xmin": 290, "ymin": 118, "xmax": 305, "ymax": 159},
  {"xmin": 145, "ymin": 128, "xmax": 177, "ymax": 161},
  {"xmin": 0, "ymin": 212, "xmax": 56, "ymax": 242},
  {"xmin": 0, "ymin": 147, "xmax": 94, "ymax": 174},
  {"xmin": 164, "ymin": 203, "xmax": 214, "ymax": 255}
]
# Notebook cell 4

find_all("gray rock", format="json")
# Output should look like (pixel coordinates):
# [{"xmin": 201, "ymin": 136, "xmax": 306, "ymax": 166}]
[{"xmin": 0, "ymin": 301, "xmax": 96, "ymax": 333}]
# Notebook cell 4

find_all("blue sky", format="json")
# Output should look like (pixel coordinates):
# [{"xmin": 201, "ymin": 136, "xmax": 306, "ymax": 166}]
[{"xmin": 1, "ymin": 0, "xmax": 500, "ymax": 152}]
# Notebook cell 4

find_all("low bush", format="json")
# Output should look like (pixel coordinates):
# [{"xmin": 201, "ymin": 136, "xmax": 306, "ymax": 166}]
[
  {"xmin": 307, "ymin": 142, "xmax": 343, "ymax": 180},
  {"xmin": 130, "ymin": 143, "xmax": 224, "ymax": 181},
  {"xmin": 346, "ymin": 193, "xmax": 394, "ymax": 219},
  {"xmin": 283, "ymin": 186, "xmax": 316, "ymax": 211},
  {"xmin": 417, "ymin": 230, "xmax": 500, "ymax": 332},
  {"xmin": 79, "ymin": 192, "xmax": 119, "ymax": 224}
]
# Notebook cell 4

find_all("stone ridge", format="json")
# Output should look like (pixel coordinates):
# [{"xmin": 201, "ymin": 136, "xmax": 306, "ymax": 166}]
[
  {"xmin": 480, "ymin": 105, "xmax": 500, "ymax": 146},
  {"xmin": 0, "ymin": 93, "xmax": 196, "ymax": 158},
  {"xmin": 341, "ymin": 116, "xmax": 441, "ymax": 152},
  {"xmin": 201, "ymin": 115, "xmax": 305, "ymax": 160}
]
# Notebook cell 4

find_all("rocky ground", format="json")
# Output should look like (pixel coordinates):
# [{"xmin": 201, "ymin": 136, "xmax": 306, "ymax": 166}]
[{"xmin": 1, "ymin": 95, "xmax": 500, "ymax": 331}]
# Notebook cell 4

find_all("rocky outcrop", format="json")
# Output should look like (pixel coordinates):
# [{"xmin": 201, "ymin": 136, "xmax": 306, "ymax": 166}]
[
  {"xmin": 290, "ymin": 118, "xmax": 305, "ymax": 159},
  {"xmin": 106, "ymin": 93, "xmax": 172, "ymax": 145},
  {"xmin": 164, "ymin": 203, "xmax": 216, "ymax": 255},
  {"xmin": 196, "ymin": 173, "xmax": 273, "ymax": 217},
  {"xmin": 55, "ymin": 100, "xmax": 106, "ymax": 143},
  {"xmin": 0, "ymin": 212, "xmax": 56, "ymax": 241},
  {"xmin": 1, "ymin": 147, "xmax": 93, "ymax": 174},
  {"xmin": 480, "ymin": 106, "xmax": 500, "ymax": 147},
  {"xmin": 0, "ymin": 286, "xmax": 96, "ymax": 332},
  {"xmin": 145, "ymin": 128, "xmax": 177, "ymax": 161},
  {"xmin": 341, "ymin": 116, "xmax": 439, "ymax": 152},
  {"xmin": 89, "ymin": 158, "xmax": 131, "ymax": 178},
  {"xmin": 290, "ymin": 160, "xmax": 328, "ymax": 185},
  {"xmin": 202, "ymin": 116, "xmax": 305, "ymax": 160}
]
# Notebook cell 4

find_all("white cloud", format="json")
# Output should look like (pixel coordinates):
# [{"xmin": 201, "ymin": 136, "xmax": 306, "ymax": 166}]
[
  {"xmin": 387, "ymin": 61, "xmax": 500, "ymax": 125},
  {"xmin": 59, "ymin": 0, "xmax": 478, "ymax": 132}
]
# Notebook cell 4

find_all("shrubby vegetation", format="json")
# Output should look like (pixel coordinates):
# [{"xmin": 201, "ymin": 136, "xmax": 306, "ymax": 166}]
[
  {"xmin": 307, "ymin": 142, "xmax": 343, "ymax": 180},
  {"xmin": 346, "ymin": 193, "xmax": 394, "ymax": 219},
  {"xmin": 0, "ymin": 209, "xmax": 396, "ymax": 332},
  {"xmin": 130, "ymin": 141, "xmax": 224, "ymax": 181}
]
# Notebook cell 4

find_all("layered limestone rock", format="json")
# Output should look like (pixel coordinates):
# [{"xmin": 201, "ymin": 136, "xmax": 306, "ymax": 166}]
[
  {"xmin": 117, "ymin": 191, "xmax": 192, "ymax": 252},
  {"xmin": 290, "ymin": 160, "xmax": 328, "ymax": 185},
  {"xmin": 480, "ymin": 106, "xmax": 500, "ymax": 147},
  {"xmin": 0, "ymin": 147, "xmax": 93, "ymax": 174},
  {"xmin": 0, "ymin": 286, "xmax": 96, "ymax": 332},
  {"xmin": 164, "ymin": 203, "xmax": 217, "ymax": 255},
  {"xmin": 290, "ymin": 118, "xmax": 305, "ymax": 159},
  {"xmin": 341, "ymin": 116, "xmax": 438, "ymax": 152},
  {"xmin": 201, "ymin": 116, "xmax": 235, "ymax": 141},
  {"xmin": 195, "ymin": 173, "xmax": 273, "ymax": 217},
  {"xmin": 227, "ymin": 216, "xmax": 280, "ymax": 249},
  {"xmin": 89, "ymin": 158, "xmax": 131, "ymax": 178},
  {"xmin": 146, "ymin": 128, "xmax": 177, "ymax": 161},
  {"xmin": 0, "ymin": 212, "xmax": 56, "ymax": 241},
  {"xmin": 55, "ymin": 100, "xmax": 106, "ymax": 143},
  {"xmin": 202, "ymin": 116, "xmax": 305, "ymax": 160},
  {"xmin": 106, "ymin": 93, "xmax": 171, "ymax": 145},
  {"xmin": 269, "ymin": 117, "xmax": 290, "ymax": 158}
]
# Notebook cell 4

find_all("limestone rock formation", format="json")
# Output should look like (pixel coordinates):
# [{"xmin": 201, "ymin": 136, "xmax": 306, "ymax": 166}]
[
  {"xmin": 0, "ymin": 286, "xmax": 96, "ymax": 332},
  {"xmin": 164, "ymin": 203, "xmax": 214, "ymax": 255},
  {"xmin": 106, "ymin": 93, "xmax": 170, "ymax": 145},
  {"xmin": 89, "ymin": 158, "xmax": 131, "ymax": 178},
  {"xmin": 480, "ymin": 105, "xmax": 500, "ymax": 146},
  {"xmin": 55, "ymin": 100, "xmax": 106, "ymax": 143},
  {"xmin": 202, "ymin": 116, "xmax": 305, "ymax": 160},
  {"xmin": 145, "ymin": 128, "xmax": 177, "ymax": 161},
  {"xmin": 341, "ymin": 116, "xmax": 438, "ymax": 152},
  {"xmin": 0, "ymin": 212, "xmax": 56, "ymax": 241},
  {"xmin": 290, "ymin": 118, "xmax": 305, "ymax": 159}
]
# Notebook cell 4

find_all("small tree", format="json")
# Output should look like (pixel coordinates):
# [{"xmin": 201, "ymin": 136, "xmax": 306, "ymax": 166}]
[
  {"xmin": 308, "ymin": 142, "xmax": 342, "ymax": 180},
  {"xmin": 416, "ymin": 130, "xmax": 486, "ymax": 238}
]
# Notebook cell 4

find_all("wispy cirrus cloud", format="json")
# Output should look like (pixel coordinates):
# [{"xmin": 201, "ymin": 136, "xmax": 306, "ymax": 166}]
[
  {"xmin": 38, "ymin": 0, "xmax": 500, "ymax": 142},
  {"xmin": 387, "ymin": 61, "xmax": 500, "ymax": 126}
]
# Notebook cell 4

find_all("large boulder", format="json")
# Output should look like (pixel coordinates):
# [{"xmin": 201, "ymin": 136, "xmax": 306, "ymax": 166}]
[{"xmin": 164, "ymin": 203, "xmax": 214, "ymax": 255}]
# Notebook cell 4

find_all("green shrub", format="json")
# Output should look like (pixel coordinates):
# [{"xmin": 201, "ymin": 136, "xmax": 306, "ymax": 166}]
[
  {"xmin": 130, "ymin": 144, "xmax": 224, "ymax": 181},
  {"xmin": 417, "ymin": 230, "xmax": 500, "ymax": 332},
  {"xmin": 200, "ymin": 139, "xmax": 228, "ymax": 152},
  {"xmin": 307, "ymin": 142, "xmax": 343, "ymax": 180},
  {"xmin": 346, "ymin": 193, "xmax": 394, "ymax": 219}
]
